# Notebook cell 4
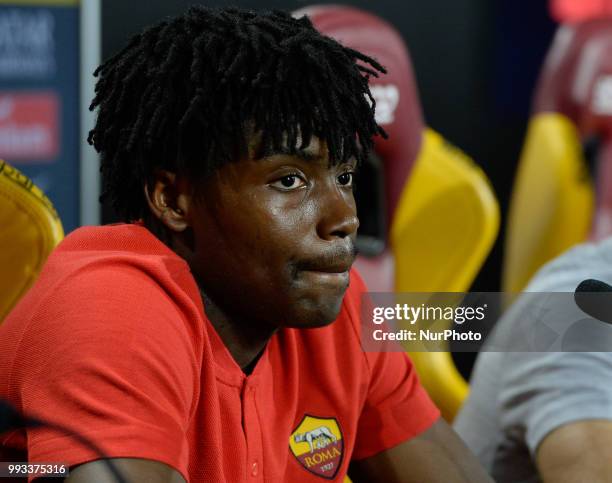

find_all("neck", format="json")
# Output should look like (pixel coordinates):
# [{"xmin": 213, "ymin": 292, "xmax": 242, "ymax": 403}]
[
  {"xmin": 147, "ymin": 221, "xmax": 275, "ymax": 372},
  {"xmin": 199, "ymin": 289, "xmax": 276, "ymax": 372}
]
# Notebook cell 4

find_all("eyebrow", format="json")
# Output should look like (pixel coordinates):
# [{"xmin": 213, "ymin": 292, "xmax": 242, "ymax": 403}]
[{"xmin": 259, "ymin": 145, "xmax": 321, "ymax": 162}]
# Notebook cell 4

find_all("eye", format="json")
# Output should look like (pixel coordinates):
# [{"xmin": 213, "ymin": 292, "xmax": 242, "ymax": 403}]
[
  {"xmin": 337, "ymin": 171, "xmax": 354, "ymax": 187},
  {"xmin": 270, "ymin": 174, "xmax": 307, "ymax": 191}
]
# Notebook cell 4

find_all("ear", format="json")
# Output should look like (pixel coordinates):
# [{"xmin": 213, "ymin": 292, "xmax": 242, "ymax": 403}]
[{"xmin": 144, "ymin": 170, "xmax": 191, "ymax": 232}]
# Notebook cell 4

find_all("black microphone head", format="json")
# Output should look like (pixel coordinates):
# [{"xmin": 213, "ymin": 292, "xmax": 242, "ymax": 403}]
[
  {"xmin": 0, "ymin": 399, "xmax": 25, "ymax": 433},
  {"xmin": 576, "ymin": 278, "xmax": 612, "ymax": 293},
  {"xmin": 575, "ymin": 278, "xmax": 612, "ymax": 325}
]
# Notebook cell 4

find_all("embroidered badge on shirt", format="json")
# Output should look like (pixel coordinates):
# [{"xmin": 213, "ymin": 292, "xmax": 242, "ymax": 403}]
[{"xmin": 289, "ymin": 414, "xmax": 344, "ymax": 479}]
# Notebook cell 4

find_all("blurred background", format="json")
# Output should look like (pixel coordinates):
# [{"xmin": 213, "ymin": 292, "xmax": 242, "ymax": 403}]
[
  {"xmin": 2, "ymin": 0, "xmax": 610, "ymax": 385},
  {"xmin": 1, "ymin": 0, "xmax": 561, "ymax": 290}
]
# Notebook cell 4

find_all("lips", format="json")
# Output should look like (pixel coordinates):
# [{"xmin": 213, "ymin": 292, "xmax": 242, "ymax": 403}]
[
  {"xmin": 295, "ymin": 243, "xmax": 356, "ymax": 281},
  {"xmin": 298, "ymin": 269, "xmax": 350, "ymax": 292},
  {"xmin": 303, "ymin": 262, "xmax": 353, "ymax": 274}
]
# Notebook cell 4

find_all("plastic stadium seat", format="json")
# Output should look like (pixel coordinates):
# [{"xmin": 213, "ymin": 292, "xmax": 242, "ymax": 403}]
[
  {"xmin": 301, "ymin": 5, "xmax": 500, "ymax": 422},
  {"xmin": 503, "ymin": 19, "xmax": 612, "ymax": 293},
  {"xmin": 392, "ymin": 130, "xmax": 499, "ymax": 421},
  {"xmin": 0, "ymin": 160, "xmax": 63, "ymax": 321}
]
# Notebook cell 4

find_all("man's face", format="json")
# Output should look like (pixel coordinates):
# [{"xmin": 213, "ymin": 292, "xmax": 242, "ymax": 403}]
[{"xmin": 187, "ymin": 136, "xmax": 359, "ymax": 330}]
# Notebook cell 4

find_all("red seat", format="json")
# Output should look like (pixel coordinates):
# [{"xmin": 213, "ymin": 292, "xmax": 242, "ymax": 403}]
[{"xmin": 504, "ymin": 19, "xmax": 612, "ymax": 292}]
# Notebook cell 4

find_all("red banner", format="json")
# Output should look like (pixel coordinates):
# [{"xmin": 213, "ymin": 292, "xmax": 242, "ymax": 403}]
[{"xmin": 0, "ymin": 92, "xmax": 59, "ymax": 162}]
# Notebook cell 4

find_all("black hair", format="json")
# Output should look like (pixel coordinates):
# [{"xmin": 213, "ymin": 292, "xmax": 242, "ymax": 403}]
[{"xmin": 88, "ymin": 6, "xmax": 386, "ymax": 221}]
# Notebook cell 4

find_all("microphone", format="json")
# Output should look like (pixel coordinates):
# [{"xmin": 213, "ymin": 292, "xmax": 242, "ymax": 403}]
[
  {"xmin": 0, "ymin": 399, "xmax": 42, "ymax": 433},
  {"xmin": 574, "ymin": 278, "xmax": 612, "ymax": 325},
  {"xmin": 0, "ymin": 399, "xmax": 127, "ymax": 483}
]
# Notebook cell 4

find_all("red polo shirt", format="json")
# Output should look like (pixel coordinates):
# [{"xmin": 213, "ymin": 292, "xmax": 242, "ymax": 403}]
[{"xmin": 0, "ymin": 224, "xmax": 439, "ymax": 482}]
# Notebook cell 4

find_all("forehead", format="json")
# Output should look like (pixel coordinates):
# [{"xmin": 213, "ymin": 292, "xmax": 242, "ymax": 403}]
[{"xmin": 247, "ymin": 130, "xmax": 330, "ymax": 162}]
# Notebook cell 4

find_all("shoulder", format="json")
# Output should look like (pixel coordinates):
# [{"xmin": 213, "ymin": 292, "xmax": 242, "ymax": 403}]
[
  {"xmin": 526, "ymin": 236, "xmax": 612, "ymax": 292},
  {"xmin": 2, "ymin": 227, "xmax": 205, "ymax": 412},
  {"xmin": 11, "ymin": 223, "xmax": 200, "ymax": 319},
  {"xmin": 3, "ymin": 223, "xmax": 205, "ymax": 366}
]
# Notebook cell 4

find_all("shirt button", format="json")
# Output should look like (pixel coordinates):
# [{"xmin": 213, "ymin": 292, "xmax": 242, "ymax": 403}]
[{"xmin": 251, "ymin": 461, "xmax": 259, "ymax": 477}]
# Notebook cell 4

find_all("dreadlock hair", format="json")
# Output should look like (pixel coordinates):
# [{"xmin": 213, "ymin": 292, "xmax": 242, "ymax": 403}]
[{"xmin": 89, "ymin": 6, "xmax": 387, "ymax": 221}]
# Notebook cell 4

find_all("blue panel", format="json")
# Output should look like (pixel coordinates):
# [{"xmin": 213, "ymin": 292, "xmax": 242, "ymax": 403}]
[{"xmin": 0, "ymin": 4, "xmax": 79, "ymax": 233}]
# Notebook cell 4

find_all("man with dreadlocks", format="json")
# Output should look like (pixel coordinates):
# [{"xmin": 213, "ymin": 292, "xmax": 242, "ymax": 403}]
[{"xmin": 0, "ymin": 6, "xmax": 491, "ymax": 482}]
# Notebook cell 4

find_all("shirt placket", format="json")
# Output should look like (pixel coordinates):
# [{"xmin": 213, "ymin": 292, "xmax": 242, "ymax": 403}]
[{"xmin": 242, "ymin": 378, "xmax": 264, "ymax": 481}]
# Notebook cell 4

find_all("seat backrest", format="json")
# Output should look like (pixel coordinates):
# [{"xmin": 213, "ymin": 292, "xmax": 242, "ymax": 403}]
[
  {"xmin": 392, "ymin": 129, "xmax": 499, "ymax": 294},
  {"xmin": 503, "ymin": 19, "xmax": 612, "ymax": 292},
  {"xmin": 302, "ymin": 5, "xmax": 500, "ymax": 421},
  {"xmin": 0, "ymin": 160, "xmax": 63, "ymax": 321},
  {"xmin": 393, "ymin": 128, "xmax": 499, "ymax": 420}
]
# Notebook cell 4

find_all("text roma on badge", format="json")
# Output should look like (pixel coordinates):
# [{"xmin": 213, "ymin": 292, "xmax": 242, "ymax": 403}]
[{"xmin": 289, "ymin": 415, "xmax": 344, "ymax": 479}]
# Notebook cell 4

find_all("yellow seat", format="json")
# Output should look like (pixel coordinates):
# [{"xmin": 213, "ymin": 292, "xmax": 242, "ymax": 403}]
[
  {"xmin": 0, "ymin": 160, "xmax": 64, "ymax": 321},
  {"xmin": 503, "ymin": 114, "xmax": 594, "ymax": 293},
  {"xmin": 391, "ymin": 129, "xmax": 500, "ymax": 421}
]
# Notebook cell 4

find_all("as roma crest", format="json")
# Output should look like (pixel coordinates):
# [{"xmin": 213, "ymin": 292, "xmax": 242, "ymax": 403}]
[{"xmin": 289, "ymin": 415, "xmax": 344, "ymax": 479}]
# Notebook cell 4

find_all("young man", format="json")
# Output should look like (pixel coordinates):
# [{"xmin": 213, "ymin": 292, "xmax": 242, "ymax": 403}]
[{"xmin": 0, "ymin": 7, "xmax": 491, "ymax": 482}]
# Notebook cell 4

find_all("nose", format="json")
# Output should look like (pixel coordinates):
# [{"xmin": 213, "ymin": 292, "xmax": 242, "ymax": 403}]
[{"xmin": 316, "ymin": 186, "xmax": 359, "ymax": 241}]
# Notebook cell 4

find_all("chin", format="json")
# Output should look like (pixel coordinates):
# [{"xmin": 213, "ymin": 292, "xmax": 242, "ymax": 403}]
[{"xmin": 285, "ymin": 296, "xmax": 345, "ymax": 329}]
